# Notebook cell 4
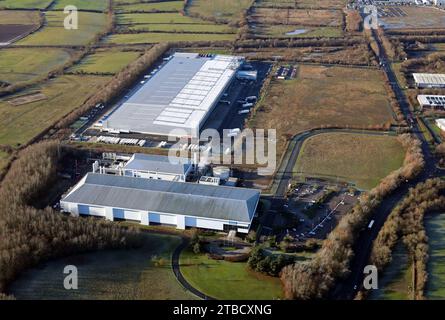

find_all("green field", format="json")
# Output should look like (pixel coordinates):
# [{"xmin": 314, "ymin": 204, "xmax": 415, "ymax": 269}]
[
  {"xmin": 249, "ymin": 65, "xmax": 394, "ymax": 160},
  {"xmin": 17, "ymin": 11, "xmax": 108, "ymax": 46},
  {"xmin": 53, "ymin": 0, "xmax": 110, "ymax": 11},
  {"xmin": 425, "ymin": 213, "xmax": 445, "ymax": 300},
  {"xmin": 188, "ymin": 0, "xmax": 253, "ymax": 24},
  {"xmin": 0, "ymin": 48, "xmax": 72, "ymax": 84},
  {"xmin": 10, "ymin": 233, "xmax": 195, "ymax": 300},
  {"xmin": 105, "ymin": 32, "xmax": 235, "ymax": 44},
  {"xmin": 0, "ymin": 0, "xmax": 52, "ymax": 9},
  {"xmin": 369, "ymin": 243, "xmax": 412, "ymax": 300},
  {"xmin": 122, "ymin": 22, "xmax": 236, "ymax": 33},
  {"xmin": 115, "ymin": 1, "xmax": 183, "ymax": 13},
  {"xmin": 0, "ymin": 10, "xmax": 41, "ymax": 24},
  {"xmin": 294, "ymin": 133, "xmax": 406, "ymax": 190},
  {"xmin": 70, "ymin": 49, "xmax": 141, "ymax": 74},
  {"xmin": 0, "ymin": 75, "xmax": 111, "ymax": 147},
  {"xmin": 116, "ymin": 12, "xmax": 204, "ymax": 24},
  {"xmin": 180, "ymin": 249, "xmax": 283, "ymax": 300}
]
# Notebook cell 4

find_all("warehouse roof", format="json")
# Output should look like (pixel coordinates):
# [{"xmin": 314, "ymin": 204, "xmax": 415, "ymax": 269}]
[
  {"xmin": 413, "ymin": 73, "xmax": 445, "ymax": 85},
  {"xmin": 417, "ymin": 95, "xmax": 445, "ymax": 106},
  {"xmin": 61, "ymin": 173, "xmax": 260, "ymax": 223},
  {"xmin": 124, "ymin": 153, "xmax": 191, "ymax": 175},
  {"xmin": 104, "ymin": 52, "xmax": 243, "ymax": 138}
]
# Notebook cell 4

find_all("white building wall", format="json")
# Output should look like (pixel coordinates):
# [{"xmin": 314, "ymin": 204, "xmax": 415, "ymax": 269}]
[{"xmin": 61, "ymin": 202, "xmax": 252, "ymax": 233}]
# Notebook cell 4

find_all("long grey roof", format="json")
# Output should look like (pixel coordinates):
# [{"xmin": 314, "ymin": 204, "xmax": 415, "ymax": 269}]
[
  {"xmin": 124, "ymin": 154, "xmax": 191, "ymax": 175},
  {"xmin": 103, "ymin": 53, "xmax": 243, "ymax": 138},
  {"xmin": 62, "ymin": 173, "xmax": 260, "ymax": 223}
]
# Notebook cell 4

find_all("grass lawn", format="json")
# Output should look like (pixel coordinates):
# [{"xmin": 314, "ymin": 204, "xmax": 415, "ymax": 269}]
[
  {"xmin": 180, "ymin": 249, "xmax": 283, "ymax": 300},
  {"xmin": 70, "ymin": 49, "xmax": 141, "ymax": 74},
  {"xmin": 115, "ymin": 1, "xmax": 183, "ymax": 13},
  {"xmin": 294, "ymin": 133, "xmax": 406, "ymax": 190},
  {"xmin": 10, "ymin": 233, "xmax": 195, "ymax": 300},
  {"xmin": 53, "ymin": 0, "xmax": 110, "ymax": 11},
  {"xmin": 0, "ymin": 47, "xmax": 72, "ymax": 84},
  {"xmin": 188, "ymin": 0, "xmax": 253, "ymax": 24},
  {"xmin": 0, "ymin": 0, "xmax": 52, "ymax": 9},
  {"xmin": 369, "ymin": 242, "xmax": 412, "ymax": 300},
  {"xmin": 425, "ymin": 213, "xmax": 445, "ymax": 299},
  {"xmin": 248, "ymin": 65, "xmax": 394, "ymax": 159},
  {"xmin": 258, "ymin": 25, "xmax": 343, "ymax": 38},
  {"xmin": 0, "ymin": 10, "xmax": 41, "ymax": 24},
  {"xmin": 105, "ymin": 32, "xmax": 235, "ymax": 44},
  {"xmin": 0, "ymin": 75, "xmax": 111, "ymax": 147},
  {"xmin": 17, "ymin": 11, "xmax": 108, "ymax": 46}
]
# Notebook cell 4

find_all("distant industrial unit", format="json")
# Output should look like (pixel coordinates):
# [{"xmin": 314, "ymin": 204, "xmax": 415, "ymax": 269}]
[
  {"xmin": 413, "ymin": 73, "xmax": 445, "ymax": 88},
  {"xmin": 417, "ymin": 95, "xmax": 445, "ymax": 109},
  {"xmin": 61, "ymin": 154, "xmax": 259, "ymax": 233},
  {"xmin": 103, "ymin": 52, "xmax": 244, "ymax": 139}
]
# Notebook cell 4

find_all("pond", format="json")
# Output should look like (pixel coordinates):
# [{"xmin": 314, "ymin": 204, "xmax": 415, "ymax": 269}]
[{"xmin": 8, "ymin": 233, "xmax": 195, "ymax": 300}]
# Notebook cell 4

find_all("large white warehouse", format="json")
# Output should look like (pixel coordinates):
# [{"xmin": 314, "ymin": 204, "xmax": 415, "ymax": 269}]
[
  {"xmin": 413, "ymin": 73, "xmax": 445, "ymax": 88},
  {"xmin": 60, "ymin": 173, "xmax": 260, "ymax": 234},
  {"xmin": 103, "ymin": 52, "xmax": 244, "ymax": 139}
]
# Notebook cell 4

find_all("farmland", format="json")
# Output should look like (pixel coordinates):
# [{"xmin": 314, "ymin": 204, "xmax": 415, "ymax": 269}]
[
  {"xmin": 120, "ymin": 22, "xmax": 235, "ymax": 33},
  {"xmin": 379, "ymin": 6, "xmax": 445, "ymax": 30},
  {"xmin": 180, "ymin": 249, "xmax": 283, "ymax": 300},
  {"xmin": 188, "ymin": 0, "xmax": 253, "ymax": 24},
  {"xmin": 425, "ymin": 214, "xmax": 445, "ymax": 300},
  {"xmin": 69, "ymin": 49, "xmax": 142, "ymax": 74},
  {"xmin": 294, "ymin": 133, "xmax": 406, "ymax": 190},
  {"xmin": 256, "ymin": 0, "xmax": 347, "ymax": 9},
  {"xmin": 252, "ymin": 7, "xmax": 343, "ymax": 26},
  {"xmin": 0, "ymin": 0, "xmax": 52, "ymax": 9},
  {"xmin": 257, "ymin": 25, "xmax": 343, "ymax": 38},
  {"xmin": 116, "ymin": 12, "xmax": 204, "ymax": 24},
  {"xmin": 17, "ymin": 11, "xmax": 108, "ymax": 46},
  {"xmin": 0, "ymin": 10, "xmax": 40, "ymax": 24},
  {"xmin": 115, "ymin": 1, "xmax": 183, "ymax": 13},
  {"xmin": 105, "ymin": 32, "xmax": 235, "ymax": 45},
  {"xmin": 248, "ymin": 65, "xmax": 394, "ymax": 158},
  {"xmin": 0, "ymin": 75, "xmax": 111, "ymax": 147},
  {"xmin": 52, "ymin": 0, "xmax": 110, "ymax": 12},
  {"xmin": 0, "ymin": 10, "xmax": 41, "ymax": 44},
  {"xmin": 0, "ymin": 47, "xmax": 73, "ymax": 85}
]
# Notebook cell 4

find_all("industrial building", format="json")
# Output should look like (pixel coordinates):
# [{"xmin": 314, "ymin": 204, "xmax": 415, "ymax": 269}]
[
  {"xmin": 413, "ymin": 73, "xmax": 445, "ymax": 88},
  {"xmin": 103, "ymin": 52, "xmax": 244, "ymax": 139},
  {"xmin": 417, "ymin": 95, "xmax": 445, "ymax": 109},
  {"xmin": 60, "ymin": 173, "xmax": 260, "ymax": 233},
  {"xmin": 122, "ymin": 153, "xmax": 193, "ymax": 181}
]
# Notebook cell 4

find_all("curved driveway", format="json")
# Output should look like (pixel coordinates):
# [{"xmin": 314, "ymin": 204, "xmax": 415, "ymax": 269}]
[{"xmin": 171, "ymin": 237, "xmax": 216, "ymax": 300}]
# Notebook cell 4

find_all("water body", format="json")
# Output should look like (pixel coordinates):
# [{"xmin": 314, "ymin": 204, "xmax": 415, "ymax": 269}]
[
  {"xmin": 285, "ymin": 29, "xmax": 307, "ymax": 36},
  {"xmin": 9, "ymin": 233, "xmax": 194, "ymax": 300}
]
